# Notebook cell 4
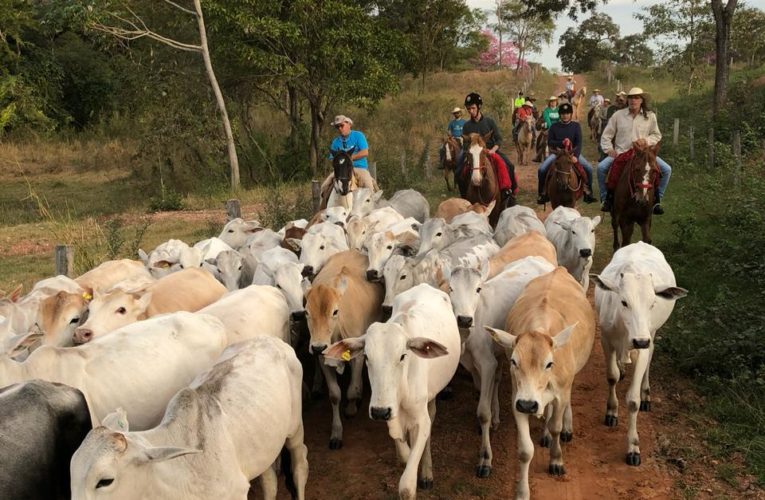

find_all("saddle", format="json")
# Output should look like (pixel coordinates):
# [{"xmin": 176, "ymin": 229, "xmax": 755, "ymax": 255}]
[
  {"xmin": 605, "ymin": 149, "xmax": 660, "ymax": 190},
  {"xmin": 460, "ymin": 151, "xmax": 515, "ymax": 193}
]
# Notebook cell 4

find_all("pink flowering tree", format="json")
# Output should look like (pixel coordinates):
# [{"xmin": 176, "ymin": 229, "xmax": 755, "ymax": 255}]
[{"xmin": 477, "ymin": 30, "xmax": 526, "ymax": 70}]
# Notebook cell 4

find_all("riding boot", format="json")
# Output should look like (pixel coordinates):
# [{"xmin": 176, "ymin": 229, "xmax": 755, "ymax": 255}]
[
  {"xmin": 502, "ymin": 189, "xmax": 516, "ymax": 208},
  {"xmin": 601, "ymin": 190, "xmax": 614, "ymax": 212},
  {"xmin": 653, "ymin": 194, "xmax": 665, "ymax": 215}
]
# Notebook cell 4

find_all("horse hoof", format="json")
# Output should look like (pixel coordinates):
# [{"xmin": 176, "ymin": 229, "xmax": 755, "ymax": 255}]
[
  {"xmin": 539, "ymin": 435, "xmax": 552, "ymax": 448},
  {"xmin": 604, "ymin": 415, "xmax": 618, "ymax": 427},
  {"xmin": 548, "ymin": 463, "xmax": 566, "ymax": 476},
  {"xmin": 417, "ymin": 478, "xmax": 434, "ymax": 490},
  {"xmin": 626, "ymin": 452, "xmax": 641, "ymax": 466},
  {"xmin": 329, "ymin": 438, "xmax": 343, "ymax": 450},
  {"xmin": 640, "ymin": 401, "xmax": 651, "ymax": 412},
  {"xmin": 476, "ymin": 465, "xmax": 492, "ymax": 478},
  {"xmin": 560, "ymin": 431, "xmax": 573, "ymax": 443}
]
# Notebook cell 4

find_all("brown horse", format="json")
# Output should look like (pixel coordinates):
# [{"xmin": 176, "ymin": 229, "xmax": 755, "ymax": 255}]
[
  {"xmin": 463, "ymin": 132, "xmax": 502, "ymax": 228},
  {"xmin": 610, "ymin": 142, "xmax": 661, "ymax": 251},
  {"xmin": 441, "ymin": 136, "xmax": 460, "ymax": 191},
  {"xmin": 544, "ymin": 149, "xmax": 584, "ymax": 209}
]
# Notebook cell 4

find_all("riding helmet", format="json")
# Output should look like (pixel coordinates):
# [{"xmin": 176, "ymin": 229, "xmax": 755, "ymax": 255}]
[
  {"xmin": 464, "ymin": 92, "xmax": 482, "ymax": 108},
  {"xmin": 559, "ymin": 103, "xmax": 573, "ymax": 114}
]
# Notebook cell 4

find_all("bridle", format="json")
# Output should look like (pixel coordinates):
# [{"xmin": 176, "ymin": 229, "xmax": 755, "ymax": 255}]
[
  {"xmin": 627, "ymin": 152, "xmax": 658, "ymax": 200},
  {"xmin": 466, "ymin": 148, "xmax": 499, "ymax": 205}
]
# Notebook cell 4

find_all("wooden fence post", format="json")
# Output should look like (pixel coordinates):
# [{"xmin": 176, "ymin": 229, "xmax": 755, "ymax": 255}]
[
  {"xmin": 708, "ymin": 128, "xmax": 715, "ymax": 169},
  {"xmin": 733, "ymin": 130, "xmax": 742, "ymax": 190},
  {"xmin": 55, "ymin": 245, "xmax": 73, "ymax": 277},
  {"xmin": 400, "ymin": 151, "xmax": 406, "ymax": 176},
  {"xmin": 369, "ymin": 161, "xmax": 377, "ymax": 182},
  {"xmin": 689, "ymin": 126, "xmax": 695, "ymax": 161},
  {"xmin": 673, "ymin": 118, "xmax": 680, "ymax": 147},
  {"xmin": 311, "ymin": 180, "xmax": 321, "ymax": 212},
  {"xmin": 424, "ymin": 147, "xmax": 431, "ymax": 180},
  {"xmin": 225, "ymin": 199, "xmax": 241, "ymax": 221}
]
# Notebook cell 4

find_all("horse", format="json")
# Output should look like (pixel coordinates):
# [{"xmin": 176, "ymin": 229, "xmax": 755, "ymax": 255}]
[
  {"xmin": 463, "ymin": 132, "xmax": 503, "ymax": 228},
  {"xmin": 323, "ymin": 147, "xmax": 358, "ymax": 210},
  {"xmin": 533, "ymin": 116, "xmax": 548, "ymax": 162},
  {"xmin": 572, "ymin": 86, "xmax": 587, "ymax": 122},
  {"xmin": 441, "ymin": 136, "xmax": 460, "ymax": 191},
  {"xmin": 588, "ymin": 103, "xmax": 603, "ymax": 141},
  {"xmin": 514, "ymin": 115, "xmax": 535, "ymax": 167},
  {"xmin": 609, "ymin": 141, "xmax": 661, "ymax": 251},
  {"xmin": 544, "ymin": 148, "xmax": 584, "ymax": 209}
]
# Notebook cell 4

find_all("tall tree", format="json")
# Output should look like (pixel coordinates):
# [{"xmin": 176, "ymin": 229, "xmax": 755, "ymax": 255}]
[
  {"xmin": 711, "ymin": 0, "xmax": 738, "ymax": 117},
  {"xmin": 91, "ymin": 0, "xmax": 241, "ymax": 189},
  {"xmin": 730, "ymin": 6, "xmax": 765, "ymax": 67},
  {"xmin": 557, "ymin": 14, "xmax": 619, "ymax": 73},
  {"xmin": 500, "ymin": 0, "xmax": 554, "ymax": 72}
]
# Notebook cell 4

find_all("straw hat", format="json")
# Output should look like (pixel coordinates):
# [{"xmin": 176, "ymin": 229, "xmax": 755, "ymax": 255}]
[
  {"xmin": 627, "ymin": 87, "xmax": 648, "ymax": 99},
  {"xmin": 548, "ymin": 95, "xmax": 558, "ymax": 102},
  {"xmin": 452, "ymin": 107, "xmax": 462, "ymax": 114},
  {"xmin": 331, "ymin": 115, "xmax": 353, "ymax": 126}
]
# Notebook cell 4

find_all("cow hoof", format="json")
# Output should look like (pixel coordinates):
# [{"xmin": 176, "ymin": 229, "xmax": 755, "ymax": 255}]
[
  {"xmin": 329, "ymin": 438, "xmax": 343, "ymax": 450},
  {"xmin": 560, "ymin": 431, "xmax": 573, "ymax": 443},
  {"xmin": 604, "ymin": 415, "xmax": 618, "ymax": 427},
  {"xmin": 417, "ymin": 478, "xmax": 434, "ymax": 490},
  {"xmin": 548, "ymin": 464, "xmax": 566, "ymax": 476},
  {"xmin": 626, "ymin": 452, "xmax": 641, "ymax": 466},
  {"xmin": 437, "ymin": 386, "xmax": 454, "ymax": 401},
  {"xmin": 476, "ymin": 465, "xmax": 492, "ymax": 478},
  {"xmin": 640, "ymin": 401, "xmax": 651, "ymax": 412},
  {"xmin": 539, "ymin": 435, "xmax": 552, "ymax": 448}
]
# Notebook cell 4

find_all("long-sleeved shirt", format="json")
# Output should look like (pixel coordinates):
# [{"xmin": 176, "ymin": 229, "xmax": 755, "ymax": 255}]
[
  {"xmin": 548, "ymin": 120, "xmax": 583, "ymax": 158},
  {"xmin": 589, "ymin": 94, "xmax": 604, "ymax": 108},
  {"xmin": 462, "ymin": 114, "xmax": 503, "ymax": 150},
  {"xmin": 600, "ymin": 108, "xmax": 662, "ymax": 155},
  {"xmin": 542, "ymin": 106, "xmax": 560, "ymax": 129}
]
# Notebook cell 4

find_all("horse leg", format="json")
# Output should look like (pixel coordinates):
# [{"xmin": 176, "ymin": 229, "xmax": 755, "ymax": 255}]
[
  {"xmin": 621, "ymin": 221, "xmax": 635, "ymax": 247},
  {"xmin": 640, "ymin": 220, "xmax": 652, "ymax": 244},
  {"xmin": 612, "ymin": 214, "xmax": 620, "ymax": 251}
]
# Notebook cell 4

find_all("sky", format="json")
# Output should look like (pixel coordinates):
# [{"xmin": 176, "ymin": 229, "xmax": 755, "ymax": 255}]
[{"xmin": 466, "ymin": 0, "xmax": 765, "ymax": 71}]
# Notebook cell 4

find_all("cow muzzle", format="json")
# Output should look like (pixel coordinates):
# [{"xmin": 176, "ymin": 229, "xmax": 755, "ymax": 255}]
[
  {"xmin": 515, "ymin": 399, "xmax": 539, "ymax": 414},
  {"xmin": 632, "ymin": 338, "xmax": 651, "ymax": 349},
  {"xmin": 370, "ymin": 406, "xmax": 392, "ymax": 421},
  {"xmin": 457, "ymin": 315, "xmax": 473, "ymax": 328},
  {"xmin": 381, "ymin": 305, "xmax": 392, "ymax": 320},
  {"xmin": 366, "ymin": 269, "xmax": 382, "ymax": 282},
  {"xmin": 579, "ymin": 248, "xmax": 593, "ymax": 258},
  {"xmin": 310, "ymin": 343, "xmax": 327, "ymax": 355},
  {"xmin": 73, "ymin": 327, "xmax": 93, "ymax": 345},
  {"xmin": 301, "ymin": 266, "xmax": 314, "ymax": 278},
  {"xmin": 290, "ymin": 311, "xmax": 306, "ymax": 321}
]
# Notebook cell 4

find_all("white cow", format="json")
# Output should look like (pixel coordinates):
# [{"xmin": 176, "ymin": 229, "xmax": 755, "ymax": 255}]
[
  {"xmin": 592, "ymin": 241, "xmax": 687, "ymax": 467},
  {"xmin": 138, "ymin": 239, "xmax": 201, "ymax": 278},
  {"xmin": 545, "ymin": 206, "xmax": 601, "ymax": 291},
  {"xmin": 345, "ymin": 207, "xmax": 405, "ymax": 250},
  {"xmin": 494, "ymin": 205, "xmax": 546, "ymax": 247},
  {"xmin": 218, "ymin": 218, "xmax": 263, "ymax": 249},
  {"xmin": 351, "ymin": 188, "xmax": 430, "ymax": 223},
  {"xmin": 241, "ymin": 229, "xmax": 283, "ymax": 260},
  {"xmin": 416, "ymin": 218, "xmax": 489, "ymax": 257},
  {"xmin": 445, "ymin": 257, "xmax": 555, "ymax": 477},
  {"xmin": 70, "ymin": 336, "xmax": 308, "ymax": 500},
  {"xmin": 251, "ymin": 248, "xmax": 307, "ymax": 320},
  {"xmin": 212, "ymin": 249, "xmax": 256, "ymax": 291},
  {"xmin": 325, "ymin": 284, "xmax": 460, "ymax": 499},
  {"xmin": 364, "ymin": 221, "xmax": 420, "ymax": 282},
  {"xmin": 0, "ymin": 312, "xmax": 227, "ymax": 429},
  {"xmin": 193, "ymin": 237, "xmax": 234, "ymax": 262},
  {"xmin": 299, "ymin": 223, "xmax": 349, "ymax": 279}
]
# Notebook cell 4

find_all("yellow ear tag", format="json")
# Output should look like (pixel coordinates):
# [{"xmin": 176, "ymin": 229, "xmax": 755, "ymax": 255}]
[
  {"xmin": 82, "ymin": 292, "xmax": 93, "ymax": 301},
  {"xmin": 341, "ymin": 350, "xmax": 351, "ymax": 362}
]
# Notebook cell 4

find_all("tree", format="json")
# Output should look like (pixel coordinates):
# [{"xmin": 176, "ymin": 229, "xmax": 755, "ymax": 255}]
[
  {"xmin": 476, "ymin": 30, "xmax": 522, "ymax": 70},
  {"xmin": 711, "ymin": 0, "xmax": 739, "ymax": 117},
  {"xmin": 91, "ymin": 0, "xmax": 241, "ymax": 189},
  {"xmin": 557, "ymin": 14, "xmax": 619, "ymax": 73},
  {"xmin": 730, "ymin": 6, "xmax": 765, "ymax": 67},
  {"xmin": 500, "ymin": 0, "xmax": 554, "ymax": 72},
  {"xmin": 612, "ymin": 34, "xmax": 654, "ymax": 66}
]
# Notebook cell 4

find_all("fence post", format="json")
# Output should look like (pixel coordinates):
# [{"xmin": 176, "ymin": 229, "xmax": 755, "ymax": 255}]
[
  {"xmin": 733, "ymin": 130, "xmax": 742, "ymax": 190},
  {"xmin": 708, "ymin": 128, "xmax": 715, "ymax": 169},
  {"xmin": 225, "ymin": 199, "xmax": 241, "ymax": 221},
  {"xmin": 673, "ymin": 118, "xmax": 680, "ymax": 147},
  {"xmin": 369, "ymin": 161, "xmax": 377, "ymax": 182},
  {"xmin": 400, "ymin": 151, "xmax": 406, "ymax": 176},
  {"xmin": 55, "ymin": 245, "xmax": 73, "ymax": 277},
  {"xmin": 424, "ymin": 147, "xmax": 431, "ymax": 180},
  {"xmin": 689, "ymin": 126, "xmax": 695, "ymax": 161},
  {"xmin": 311, "ymin": 180, "xmax": 321, "ymax": 212}
]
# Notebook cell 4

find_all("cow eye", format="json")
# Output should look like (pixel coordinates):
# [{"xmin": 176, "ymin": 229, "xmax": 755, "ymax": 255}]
[
  {"xmin": 545, "ymin": 361, "xmax": 554, "ymax": 370},
  {"xmin": 435, "ymin": 232, "xmax": 442, "ymax": 237},
  {"xmin": 387, "ymin": 245, "xmax": 393, "ymax": 250},
  {"xmin": 571, "ymin": 230, "xmax": 577, "ymax": 235},
  {"xmin": 96, "ymin": 478, "xmax": 114, "ymax": 489},
  {"xmin": 621, "ymin": 300, "xmax": 629, "ymax": 308},
  {"xmin": 227, "ymin": 229, "xmax": 234, "ymax": 233},
  {"xmin": 400, "ymin": 353, "xmax": 406, "ymax": 362},
  {"xmin": 448, "ymin": 286, "xmax": 453, "ymax": 293},
  {"xmin": 476, "ymin": 287, "xmax": 482, "ymax": 294},
  {"xmin": 399, "ymin": 275, "xmax": 407, "ymax": 280},
  {"xmin": 319, "ymin": 245, "xmax": 325, "ymax": 250},
  {"xmin": 332, "ymin": 309, "xmax": 339, "ymax": 316},
  {"xmin": 510, "ymin": 358, "xmax": 518, "ymax": 367},
  {"xmin": 116, "ymin": 307, "xmax": 126, "ymax": 314},
  {"xmin": 69, "ymin": 317, "xmax": 80, "ymax": 324}
]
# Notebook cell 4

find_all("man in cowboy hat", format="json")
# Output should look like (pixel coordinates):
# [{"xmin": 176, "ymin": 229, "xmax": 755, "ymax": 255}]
[
  {"xmin": 599, "ymin": 92, "xmax": 628, "ymax": 161},
  {"xmin": 564, "ymin": 75, "xmax": 576, "ymax": 100},
  {"xmin": 322, "ymin": 114, "xmax": 377, "ymax": 198},
  {"xmin": 589, "ymin": 88, "xmax": 604, "ymax": 109},
  {"xmin": 597, "ymin": 87, "xmax": 672, "ymax": 215},
  {"xmin": 440, "ymin": 107, "xmax": 467, "ymax": 168},
  {"xmin": 513, "ymin": 100, "xmax": 535, "ymax": 143}
]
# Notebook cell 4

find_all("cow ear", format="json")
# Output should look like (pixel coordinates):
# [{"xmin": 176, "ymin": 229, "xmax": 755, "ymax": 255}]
[
  {"xmin": 138, "ymin": 249, "xmax": 149, "ymax": 265},
  {"xmin": 324, "ymin": 337, "xmax": 366, "ymax": 361},
  {"xmin": 553, "ymin": 323, "xmax": 578, "ymax": 349},
  {"xmin": 142, "ymin": 447, "xmax": 201, "ymax": 463},
  {"xmin": 7, "ymin": 330, "xmax": 44, "ymax": 358},
  {"xmin": 407, "ymin": 337, "xmax": 449, "ymax": 359},
  {"xmin": 101, "ymin": 408, "xmax": 130, "ymax": 432},
  {"xmin": 335, "ymin": 274, "xmax": 349, "ymax": 295},
  {"xmin": 591, "ymin": 215, "xmax": 602, "ymax": 228},
  {"xmin": 479, "ymin": 258, "xmax": 490, "ymax": 282},
  {"xmin": 485, "ymin": 326, "xmax": 516, "ymax": 349},
  {"xmin": 372, "ymin": 190, "xmax": 384, "ymax": 202},
  {"xmin": 590, "ymin": 274, "xmax": 615, "ymax": 292},
  {"xmin": 134, "ymin": 291, "xmax": 153, "ymax": 312},
  {"xmin": 440, "ymin": 262, "xmax": 452, "ymax": 284},
  {"xmin": 484, "ymin": 200, "xmax": 496, "ymax": 215},
  {"xmin": 8, "ymin": 284, "xmax": 23, "ymax": 302},
  {"xmin": 555, "ymin": 220, "xmax": 572, "ymax": 231},
  {"xmin": 656, "ymin": 286, "xmax": 688, "ymax": 300}
]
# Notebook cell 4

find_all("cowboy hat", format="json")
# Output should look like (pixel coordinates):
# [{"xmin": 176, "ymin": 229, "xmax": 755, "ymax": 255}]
[
  {"xmin": 522, "ymin": 101, "xmax": 533, "ymax": 107},
  {"xmin": 616, "ymin": 91, "xmax": 627, "ymax": 96},
  {"xmin": 331, "ymin": 115, "xmax": 353, "ymax": 126},
  {"xmin": 452, "ymin": 107, "xmax": 462, "ymax": 114},
  {"xmin": 593, "ymin": 88, "xmax": 601, "ymax": 92},
  {"xmin": 627, "ymin": 87, "xmax": 648, "ymax": 98},
  {"xmin": 548, "ymin": 95, "xmax": 558, "ymax": 101},
  {"xmin": 604, "ymin": 98, "xmax": 612, "ymax": 103}
]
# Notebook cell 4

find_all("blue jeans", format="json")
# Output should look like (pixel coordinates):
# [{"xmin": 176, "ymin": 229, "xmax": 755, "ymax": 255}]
[
  {"xmin": 597, "ymin": 156, "xmax": 672, "ymax": 202},
  {"xmin": 537, "ymin": 154, "xmax": 593, "ymax": 195}
]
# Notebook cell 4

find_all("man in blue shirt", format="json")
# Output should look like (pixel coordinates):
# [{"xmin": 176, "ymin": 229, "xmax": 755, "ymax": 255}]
[
  {"xmin": 324, "ymin": 115, "xmax": 377, "ymax": 194},
  {"xmin": 440, "ymin": 107, "xmax": 465, "ymax": 168},
  {"xmin": 535, "ymin": 103, "xmax": 595, "ymax": 204}
]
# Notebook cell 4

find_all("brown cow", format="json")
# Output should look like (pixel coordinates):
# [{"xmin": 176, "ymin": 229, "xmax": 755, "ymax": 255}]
[
  {"xmin": 486, "ymin": 267, "xmax": 595, "ymax": 500},
  {"xmin": 304, "ymin": 249, "xmax": 383, "ymax": 449},
  {"xmin": 487, "ymin": 231, "xmax": 557, "ymax": 279},
  {"xmin": 435, "ymin": 198, "xmax": 496, "ymax": 223}
]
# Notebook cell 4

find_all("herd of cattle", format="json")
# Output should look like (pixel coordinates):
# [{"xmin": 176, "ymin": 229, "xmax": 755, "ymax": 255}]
[{"xmin": 0, "ymin": 187, "xmax": 687, "ymax": 500}]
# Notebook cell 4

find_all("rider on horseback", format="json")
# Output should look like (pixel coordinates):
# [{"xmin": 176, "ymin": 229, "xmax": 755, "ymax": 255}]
[
  {"xmin": 458, "ymin": 92, "xmax": 517, "ymax": 206},
  {"xmin": 598, "ymin": 88, "xmax": 671, "ymax": 215},
  {"xmin": 542, "ymin": 96, "xmax": 560, "ymax": 129},
  {"xmin": 565, "ymin": 75, "xmax": 576, "ymax": 100},
  {"xmin": 588, "ymin": 89, "xmax": 604, "ymax": 109},
  {"xmin": 323, "ymin": 114, "xmax": 377, "ymax": 195},
  {"xmin": 536, "ymin": 102, "xmax": 596, "ymax": 204},
  {"xmin": 439, "ymin": 107, "xmax": 466, "ymax": 168},
  {"xmin": 512, "ymin": 101, "xmax": 535, "ymax": 143}
]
